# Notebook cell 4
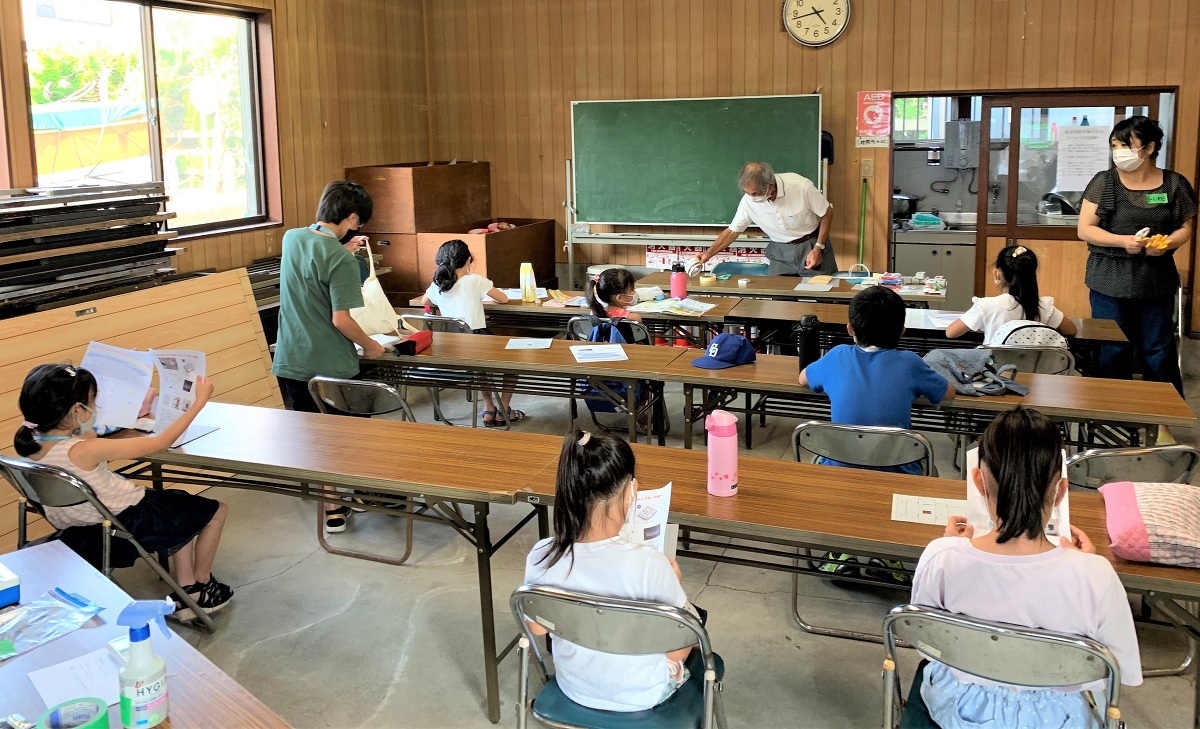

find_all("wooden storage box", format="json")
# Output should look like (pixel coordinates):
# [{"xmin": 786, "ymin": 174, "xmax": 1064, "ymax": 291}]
[
  {"xmin": 346, "ymin": 162, "xmax": 491, "ymax": 234},
  {"xmin": 364, "ymin": 232, "xmax": 419, "ymax": 298},
  {"xmin": 416, "ymin": 218, "xmax": 556, "ymax": 289}
]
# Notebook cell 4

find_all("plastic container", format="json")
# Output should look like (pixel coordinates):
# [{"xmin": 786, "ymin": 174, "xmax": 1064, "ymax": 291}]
[
  {"xmin": 670, "ymin": 263, "xmax": 688, "ymax": 299},
  {"xmin": 705, "ymin": 410, "xmax": 739, "ymax": 497},
  {"xmin": 118, "ymin": 599, "xmax": 175, "ymax": 729},
  {"xmin": 519, "ymin": 262, "xmax": 538, "ymax": 303}
]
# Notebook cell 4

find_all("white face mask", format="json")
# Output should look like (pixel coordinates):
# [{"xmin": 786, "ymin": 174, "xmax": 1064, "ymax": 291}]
[
  {"xmin": 623, "ymin": 480, "xmax": 638, "ymax": 528},
  {"xmin": 75, "ymin": 403, "xmax": 97, "ymax": 434},
  {"xmin": 749, "ymin": 193, "xmax": 770, "ymax": 203},
  {"xmin": 1112, "ymin": 146, "xmax": 1145, "ymax": 172}
]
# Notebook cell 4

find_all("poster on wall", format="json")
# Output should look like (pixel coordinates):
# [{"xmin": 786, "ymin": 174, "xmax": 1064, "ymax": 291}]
[
  {"xmin": 645, "ymin": 246, "xmax": 766, "ymax": 269},
  {"xmin": 1056, "ymin": 125, "xmax": 1112, "ymax": 192},
  {"xmin": 856, "ymin": 91, "xmax": 892, "ymax": 148}
]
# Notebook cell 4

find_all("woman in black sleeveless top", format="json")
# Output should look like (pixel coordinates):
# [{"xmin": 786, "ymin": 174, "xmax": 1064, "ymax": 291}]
[{"xmin": 1077, "ymin": 116, "xmax": 1197, "ymax": 394}]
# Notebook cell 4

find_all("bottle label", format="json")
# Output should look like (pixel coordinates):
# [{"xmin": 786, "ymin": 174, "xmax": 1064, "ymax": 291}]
[{"xmin": 121, "ymin": 676, "xmax": 168, "ymax": 728}]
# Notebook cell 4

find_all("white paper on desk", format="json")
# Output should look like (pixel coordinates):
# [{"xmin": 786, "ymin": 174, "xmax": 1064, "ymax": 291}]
[
  {"xmin": 635, "ymin": 286, "xmax": 666, "ymax": 301},
  {"xmin": 664, "ymin": 298, "xmax": 716, "ymax": 316},
  {"xmin": 354, "ymin": 333, "xmax": 403, "ymax": 354},
  {"xmin": 28, "ymin": 647, "xmax": 122, "ymax": 707},
  {"xmin": 80, "ymin": 342, "xmax": 155, "ymax": 429},
  {"xmin": 150, "ymin": 349, "xmax": 205, "ymax": 434},
  {"xmin": 965, "ymin": 447, "xmax": 1070, "ymax": 540},
  {"xmin": 891, "ymin": 494, "xmax": 969, "ymax": 525},
  {"xmin": 620, "ymin": 482, "xmax": 674, "ymax": 554},
  {"xmin": 505, "ymin": 338, "xmax": 553, "ymax": 350},
  {"xmin": 569, "ymin": 344, "xmax": 628, "ymax": 363},
  {"xmin": 925, "ymin": 311, "xmax": 963, "ymax": 329},
  {"xmin": 497, "ymin": 288, "xmax": 548, "ymax": 300},
  {"xmin": 793, "ymin": 283, "xmax": 835, "ymax": 292}
]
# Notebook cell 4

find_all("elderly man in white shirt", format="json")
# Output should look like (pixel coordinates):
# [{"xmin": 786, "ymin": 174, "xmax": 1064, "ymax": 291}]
[{"xmin": 697, "ymin": 161, "xmax": 836, "ymax": 276}]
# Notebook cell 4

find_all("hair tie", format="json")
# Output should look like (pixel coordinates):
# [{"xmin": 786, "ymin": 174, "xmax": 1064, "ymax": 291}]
[
  {"xmin": 1012, "ymin": 245, "xmax": 1028, "ymax": 256},
  {"xmin": 22, "ymin": 421, "xmax": 37, "ymax": 431},
  {"xmin": 62, "ymin": 365, "xmax": 77, "ymax": 377},
  {"xmin": 578, "ymin": 431, "xmax": 592, "ymax": 446}
]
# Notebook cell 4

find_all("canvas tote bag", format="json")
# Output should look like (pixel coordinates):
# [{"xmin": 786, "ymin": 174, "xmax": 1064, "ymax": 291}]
[{"xmin": 349, "ymin": 240, "xmax": 400, "ymax": 335}]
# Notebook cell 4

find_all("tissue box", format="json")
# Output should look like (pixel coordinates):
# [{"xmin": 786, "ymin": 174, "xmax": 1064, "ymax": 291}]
[{"xmin": 0, "ymin": 563, "xmax": 19, "ymax": 609}]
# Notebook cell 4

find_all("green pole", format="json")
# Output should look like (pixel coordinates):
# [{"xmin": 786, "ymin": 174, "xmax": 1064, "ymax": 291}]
[{"xmin": 858, "ymin": 177, "xmax": 868, "ymax": 265}]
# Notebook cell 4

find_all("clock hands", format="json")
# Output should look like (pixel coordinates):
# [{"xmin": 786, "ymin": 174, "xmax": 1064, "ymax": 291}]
[{"xmin": 795, "ymin": 7, "xmax": 827, "ymax": 24}]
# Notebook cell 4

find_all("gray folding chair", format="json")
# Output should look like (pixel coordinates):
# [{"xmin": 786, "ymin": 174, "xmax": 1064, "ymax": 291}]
[
  {"xmin": 1066, "ymin": 445, "xmax": 1200, "ymax": 490},
  {"xmin": 882, "ymin": 604, "xmax": 1123, "ymax": 729},
  {"xmin": 792, "ymin": 421, "xmax": 936, "ymax": 477},
  {"xmin": 306, "ymin": 376, "xmax": 418, "ymax": 566},
  {"xmin": 988, "ymin": 345, "xmax": 1076, "ymax": 375},
  {"xmin": 398, "ymin": 313, "xmax": 484, "ymax": 426},
  {"xmin": 510, "ymin": 584, "xmax": 727, "ymax": 729},
  {"xmin": 0, "ymin": 454, "xmax": 215, "ymax": 631},
  {"xmin": 789, "ymin": 421, "xmax": 935, "ymax": 642}
]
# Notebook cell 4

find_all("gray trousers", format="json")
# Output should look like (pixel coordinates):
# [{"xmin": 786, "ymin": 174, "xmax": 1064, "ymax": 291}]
[{"xmin": 765, "ymin": 234, "xmax": 838, "ymax": 276}]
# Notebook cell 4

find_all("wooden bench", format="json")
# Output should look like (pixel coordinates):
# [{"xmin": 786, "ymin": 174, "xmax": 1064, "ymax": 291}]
[{"xmin": 0, "ymin": 269, "xmax": 282, "ymax": 553}]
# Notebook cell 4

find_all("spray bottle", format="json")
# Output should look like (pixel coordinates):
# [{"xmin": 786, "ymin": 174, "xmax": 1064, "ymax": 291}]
[{"xmin": 117, "ymin": 599, "xmax": 175, "ymax": 729}]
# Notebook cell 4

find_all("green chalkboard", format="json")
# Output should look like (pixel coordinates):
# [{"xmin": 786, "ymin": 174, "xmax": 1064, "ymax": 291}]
[{"xmin": 571, "ymin": 95, "xmax": 821, "ymax": 225}]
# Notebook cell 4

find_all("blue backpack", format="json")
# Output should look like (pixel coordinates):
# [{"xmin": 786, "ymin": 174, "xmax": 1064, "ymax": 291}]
[{"xmin": 581, "ymin": 321, "xmax": 646, "ymax": 413}]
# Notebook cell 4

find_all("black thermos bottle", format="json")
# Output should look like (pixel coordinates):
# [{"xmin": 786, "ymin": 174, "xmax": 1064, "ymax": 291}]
[{"xmin": 795, "ymin": 315, "xmax": 820, "ymax": 371}]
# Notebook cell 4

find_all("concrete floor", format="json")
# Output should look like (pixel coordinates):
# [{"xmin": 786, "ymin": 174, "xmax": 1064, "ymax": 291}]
[{"xmin": 115, "ymin": 368, "xmax": 1200, "ymax": 729}]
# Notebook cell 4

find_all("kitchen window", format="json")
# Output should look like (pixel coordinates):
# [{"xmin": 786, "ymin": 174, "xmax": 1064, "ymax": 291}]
[
  {"xmin": 893, "ymin": 96, "xmax": 982, "ymax": 142},
  {"xmin": 21, "ymin": 0, "xmax": 266, "ymax": 232}
]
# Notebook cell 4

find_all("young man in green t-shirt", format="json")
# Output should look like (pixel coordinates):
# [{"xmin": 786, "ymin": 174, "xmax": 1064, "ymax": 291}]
[{"xmin": 273, "ymin": 180, "xmax": 387, "ymax": 531}]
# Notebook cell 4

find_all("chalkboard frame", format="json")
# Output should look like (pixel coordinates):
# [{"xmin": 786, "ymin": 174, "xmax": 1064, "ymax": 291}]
[{"xmin": 570, "ymin": 94, "xmax": 822, "ymax": 226}]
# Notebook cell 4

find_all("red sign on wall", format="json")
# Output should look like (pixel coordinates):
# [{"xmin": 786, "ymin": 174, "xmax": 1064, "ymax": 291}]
[{"xmin": 856, "ymin": 91, "xmax": 891, "ymax": 147}]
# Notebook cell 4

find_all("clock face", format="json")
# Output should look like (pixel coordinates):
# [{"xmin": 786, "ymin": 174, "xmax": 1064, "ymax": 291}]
[{"xmin": 782, "ymin": 0, "xmax": 851, "ymax": 47}]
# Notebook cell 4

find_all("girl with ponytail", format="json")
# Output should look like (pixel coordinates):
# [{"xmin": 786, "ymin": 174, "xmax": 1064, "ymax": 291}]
[
  {"xmin": 586, "ymin": 267, "xmax": 642, "ymax": 322},
  {"xmin": 421, "ymin": 239, "xmax": 527, "ymax": 426},
  {"xmin": 911, "ymin": 407, "xmax": 1141, "ymax": 728},
  {"xmin": 14, "ymin": 364, "xmax": 232, "ymax": 621},
  {"xmin": 522, "ymin": 430, "xmax": 695, "ymax": 712},
  {"xmin": 946, "ymin": 245, "xmax": 1077, "ymax": 344}
]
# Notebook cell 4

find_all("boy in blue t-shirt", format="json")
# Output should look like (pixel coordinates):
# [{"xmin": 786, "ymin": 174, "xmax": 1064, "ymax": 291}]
[
  {"xmin": 798, "ymin": 285, "xmax": 954, "ymax": 579},
  {"xmin": 798, "ymin": 285, "xmax": 954, "ymax": 474}
]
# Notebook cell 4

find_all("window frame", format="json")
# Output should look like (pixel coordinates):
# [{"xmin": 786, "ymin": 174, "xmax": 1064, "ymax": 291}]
[{"xmin": 20, "ymin": 0, "xmax": 272, "ymax": 234}]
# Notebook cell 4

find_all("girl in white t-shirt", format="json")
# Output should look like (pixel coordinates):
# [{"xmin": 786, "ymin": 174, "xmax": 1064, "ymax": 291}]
[
  {"xmin": 421, "ymin": 239, "xmax": 525, "ymax": 425},
  {"xmin": 946, "ymin": 245, "xmax": 1078, "ymax": 344},
  {"xmin": 914, "ymin": 407, "xmax": 1141, "ymax": 729},
  {"xmin": 523, "ymin": 430, "xmax": 695, "ymax": 712}
]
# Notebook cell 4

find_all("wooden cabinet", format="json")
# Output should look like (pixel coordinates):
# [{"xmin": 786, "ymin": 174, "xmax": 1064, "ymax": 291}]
[
  {"xmin": 417, "ymin": 219, "xmax": 556, "ymax": 289},
  {"xmin": 346, "ymin": 162, "xmax": 491, "ymax": 234},
  {"xmin": 364, "ymin": 232, "xmax": 419, "ymax": 296}
]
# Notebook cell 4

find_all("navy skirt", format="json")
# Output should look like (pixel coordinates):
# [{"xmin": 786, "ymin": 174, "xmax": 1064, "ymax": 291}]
[{"xmin": 58, "ymin": 488, "xmax": 220, "ymax": 569}]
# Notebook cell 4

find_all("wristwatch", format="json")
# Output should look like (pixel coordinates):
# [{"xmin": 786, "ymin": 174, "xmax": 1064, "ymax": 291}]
[{"xmin": 814, "ymin": 241, "xmax": 826, "ymax": 250}]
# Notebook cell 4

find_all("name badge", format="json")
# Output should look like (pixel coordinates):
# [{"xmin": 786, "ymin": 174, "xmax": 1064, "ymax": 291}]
[{"xmin": 1146, "ymin": 193, "xmax": 1169, "ymax": 204}]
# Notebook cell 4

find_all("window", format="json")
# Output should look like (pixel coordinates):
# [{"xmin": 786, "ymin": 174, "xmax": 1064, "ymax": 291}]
[
  {"xmin": 893, "ymin": 96, "xmax": 983, "ymax": 142},
  {"xmin": 22, "ymin": 0, "xmax": 264, "ymax": 231}
]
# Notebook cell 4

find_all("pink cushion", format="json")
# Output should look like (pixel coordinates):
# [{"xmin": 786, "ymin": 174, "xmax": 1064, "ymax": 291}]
[{"xmin": 1100, "ymin": 481, "xmax": 1200, "ymax": 567}]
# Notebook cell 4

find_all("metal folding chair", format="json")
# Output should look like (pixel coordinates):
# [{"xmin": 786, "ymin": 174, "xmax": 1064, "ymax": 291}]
[
  {"xmin": 1066, "ymin": 445, "xmax": 1200, "ymax": 490},
  {"xmin": 988, "ymin": 345, "xmax": 1076, "ymax": 375},
  {"xmin": 789, "ymin": 421, "xmax": 936, "ymax": 643},
  {"xmin": 0, "ymin": 454, "xmax": 215, "ymax": 631},
  {"xmin": 306, "ymin": 376, "xmax": 418, "ymax": 566},
  {"xmin": 882, "ymin": 604, "xmax": 1123, "ymax": 729},
  {"xmin": 510, "ymin": 584, "xmax": 727, "ymax": 729},
  {"xmin": 398, "ymin": 313, "xmax": 484, "ymax": 426},
  {"xmin": 566, "ymin": 315, "xmax": 665, "ymax": 441}
]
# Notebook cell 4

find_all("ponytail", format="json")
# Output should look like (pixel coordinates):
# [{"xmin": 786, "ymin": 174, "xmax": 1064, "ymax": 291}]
[
  {"xmin": 979, "ymin": 406, "xmax": 1063, "ymax": 543},
  {"xmin": 14, "ymin": 364, "xmax": 98, "ymax": 457},
  {"xmin": 996, "ymin": 245, "xmax": 1041, "ymax": 321},
  {"xmin": 585, "ymin": 268, "xmax": 636, "ymax": 319},
  {"xmin": 432, "ymin": 239, "xmax": 472, "ymax": 294},
  {"xmin": 540, "ymin": 429, "xmax": 636, "ymax": 570}
]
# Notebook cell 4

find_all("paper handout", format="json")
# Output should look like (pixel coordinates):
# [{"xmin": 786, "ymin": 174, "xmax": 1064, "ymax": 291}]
[
  {"xmin": 80, "ymin": 342, "xmax": 156, "ymax": 429},
  {"xmin": 965, "ymin": 448, "xmax": 1070, "ymax": 541},
  {"xmin": 569, "ymin": 344, "xmax": 628, "ymax": 363},
  {"xmin": 621, "ymin": 482, "xmax": 674, "ymax": 554},
  {"xmin": 151, "ymin": 349, "xmax": 206, "ymax": 435},
  {"xmin": 505, "ymin": 338, "xmax": 553, "ymax": 350},
  {"xmin": 891, "ymin": 494, "xmax": 969, "ymax": 525},
  {"xmin": 28, "ymin": 648, "xmax": 122, "ymax": 707}
]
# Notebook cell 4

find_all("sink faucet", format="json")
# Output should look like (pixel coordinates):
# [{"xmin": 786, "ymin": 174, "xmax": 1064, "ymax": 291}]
[{"xmin": 988, "ymin": 182, "xmax": 1001, "ymax": 205}]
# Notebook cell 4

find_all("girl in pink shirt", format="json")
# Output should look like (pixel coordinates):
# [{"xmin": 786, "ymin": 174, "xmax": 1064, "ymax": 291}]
[{"xmin": 912, "ymin": 407, "xmax": 1141, "ymax": 729}]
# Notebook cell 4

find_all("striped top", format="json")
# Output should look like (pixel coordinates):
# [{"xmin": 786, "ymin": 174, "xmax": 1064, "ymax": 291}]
[{"xmin": 33, "ymin": 437, "xmax": 144, "ymax": 529}]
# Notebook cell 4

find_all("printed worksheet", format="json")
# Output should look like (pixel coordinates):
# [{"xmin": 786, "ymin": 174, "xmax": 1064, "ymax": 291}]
[
  {"xmin": 151, "ymin": 349, "xmax": 206, "ymax": 433},
  {"xmin": 569, "ymin": 344, "xmax": 628, "ymax": 363},
  {"xmin": 891, "ymin": 494, "xmax": 969, "ymax": 525},
  {"xmin": 80, "ymin": 342, "xmax": 156, "ymax": 428},
  {"xmin": 966, "ymin": 447, "xmax": 1070, "ymax": 540},
  {"xmin": 505, "ymin": 338, "xmax": 553, "ymax": 349},
  {"xmin": 620, "ymin": 481, "xmax": 673, "ymax": 554}
]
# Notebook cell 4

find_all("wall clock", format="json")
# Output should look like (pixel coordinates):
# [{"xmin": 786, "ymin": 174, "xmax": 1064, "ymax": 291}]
[{"xmin": 782, "ymin": 0, "xmax": 851, "ymax": 48}]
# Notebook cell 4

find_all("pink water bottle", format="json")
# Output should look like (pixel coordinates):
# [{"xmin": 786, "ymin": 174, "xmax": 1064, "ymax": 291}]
[
  {"xmin": 705, "ymin": 409, "xmax": 739, "ymax": 497},
  {"xmin": 670, "ymin": 262, "xmax": 688, "ymax": 299}
]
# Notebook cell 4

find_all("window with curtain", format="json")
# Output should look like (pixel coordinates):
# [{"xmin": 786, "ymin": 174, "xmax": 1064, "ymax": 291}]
[{"xmin": 22, "ymin": 0, "xmax": 264, "ymax": 231}]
